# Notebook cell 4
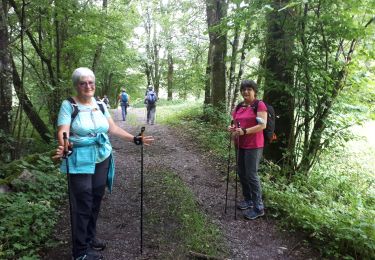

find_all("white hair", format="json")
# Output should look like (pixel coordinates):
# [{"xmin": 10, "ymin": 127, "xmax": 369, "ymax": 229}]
[{"xmin": 72, "ymin": 67, "xmax": 95, "ymax": 86}]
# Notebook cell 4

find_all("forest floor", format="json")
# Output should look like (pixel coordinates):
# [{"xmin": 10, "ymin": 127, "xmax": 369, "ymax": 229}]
[{"xmin": 41, "ymin": 107, "xmax": 320, "ymax": 260}]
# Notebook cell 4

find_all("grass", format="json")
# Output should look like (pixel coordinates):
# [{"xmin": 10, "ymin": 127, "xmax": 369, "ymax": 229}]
[{"xmin": 145, "ymin": 171, "xmax": 228, "ymax": 259}]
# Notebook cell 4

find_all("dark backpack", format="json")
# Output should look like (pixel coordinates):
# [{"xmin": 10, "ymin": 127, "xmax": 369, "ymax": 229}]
[
  {"xmin": 146, "ymin": 91, "xmax": 156, "ymax": 105},
  {"xmin": 121, "ymin": 93, "xmax": 128, "ymax": 103},
  {"xmin": 67, "ymin": 97, "xmax": 105, "ymax": 123},
  {"xmin": 235, "ymin": 100, "xmax": 277, "ymax": 144}
]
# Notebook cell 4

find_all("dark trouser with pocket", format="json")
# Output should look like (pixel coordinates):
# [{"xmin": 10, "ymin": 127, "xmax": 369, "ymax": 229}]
[
  {"xmin": 121, "ymin": 103, "xmax": 128, "ymax": 121},
  {"xmin": 146, "ymin": 104, "xmax": 156, "ymax": 124},
  {"xmin": 69, "ymin": 156, "xmax": 110, "ymax": 258},
  {"xmin": 237, "ymin": 148, "xmax": 264, "ymax": 211}
]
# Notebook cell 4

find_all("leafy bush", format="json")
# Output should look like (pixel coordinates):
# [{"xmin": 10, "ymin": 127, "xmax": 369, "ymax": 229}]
[
  {"xmin": 0, "ymin": 153, "xmax": 66, "ymax": 259},
  {"xmin": 261, "ymin": 141, "xmax": 375, "ymax": 258}
]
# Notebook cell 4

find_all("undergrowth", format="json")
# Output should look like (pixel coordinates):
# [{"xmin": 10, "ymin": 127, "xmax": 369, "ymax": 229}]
[{"xmin": 0, "ymin": 153, "xmax": 66, "ymax": 259}]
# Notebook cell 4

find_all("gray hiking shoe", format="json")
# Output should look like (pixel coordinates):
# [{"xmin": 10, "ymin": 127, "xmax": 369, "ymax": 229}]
[
  {"xmin": 237, "ymin": 200, "xmax": 253, "ymax": 210},
  {"xmin": 243, "ymin": 208, "xmax": 265, "ymax": 220}
]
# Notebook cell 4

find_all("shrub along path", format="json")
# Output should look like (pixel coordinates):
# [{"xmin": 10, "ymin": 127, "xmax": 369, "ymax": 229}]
[{"xmin": 41, "ymin": 107, "xmax": 319, "ymax": 259}]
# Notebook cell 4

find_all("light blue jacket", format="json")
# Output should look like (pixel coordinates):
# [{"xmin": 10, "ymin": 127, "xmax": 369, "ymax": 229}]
[{"xmin": 58, "ymin": 98, "xmax": 115, "ymax": 192}]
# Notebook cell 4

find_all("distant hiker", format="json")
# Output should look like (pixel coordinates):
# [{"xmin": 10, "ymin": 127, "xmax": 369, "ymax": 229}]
[
  {"xmin": 52, "ymin": 67, "xmax": 154, "ymax": 260},
  {"xmin": 118, "ymin": 88, "xmax": 130, "ymax": 121},
  {"xmin": 102, "ymin": 95, "xmax": 110, "ymax": 108},
  {"xmin": 228, "ymin": 79, "xmax": 267, "ymax": 220},
  {"xmin": 144, "ymin": 85, "xmax": 157, "ymax": 125}
]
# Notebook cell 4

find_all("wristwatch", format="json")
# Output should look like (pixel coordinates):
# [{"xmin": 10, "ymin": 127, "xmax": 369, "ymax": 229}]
[{"xmin": 241, "ymin": 128, "xmax": 247, "ymax": 135}]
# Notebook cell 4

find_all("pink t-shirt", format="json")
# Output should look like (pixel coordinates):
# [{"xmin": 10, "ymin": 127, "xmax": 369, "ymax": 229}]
[{"xmin": 232, "ymin": 100, "xmax": 267, "ymax": 149}]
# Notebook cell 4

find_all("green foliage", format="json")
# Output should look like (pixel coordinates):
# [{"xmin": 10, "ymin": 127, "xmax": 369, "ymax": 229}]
[
  {"xmin": 0, "ymin": 130, "xmax": 16, "ymax": 163},
  {"xmin": 0, "ymin": 153, "xmax": 66, "ymax": 259}
]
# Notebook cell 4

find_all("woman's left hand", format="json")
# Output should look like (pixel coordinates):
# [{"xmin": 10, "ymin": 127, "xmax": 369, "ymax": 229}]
[{"xmin": 142, "ymin": 135, "xmax": 154, "ymax": 145}]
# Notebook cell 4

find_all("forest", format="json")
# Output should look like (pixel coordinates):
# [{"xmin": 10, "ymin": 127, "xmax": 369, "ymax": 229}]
[{"xmin": 0, "ymin": 0, "xmax": 374, "ymax": 259}]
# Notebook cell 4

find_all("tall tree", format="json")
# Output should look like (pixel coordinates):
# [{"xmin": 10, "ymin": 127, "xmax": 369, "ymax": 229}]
[
  {"xmin": 231, "ymin": 27, "xmax": 249, "ymax": 111},
  {"xmin": 143, "ymin": 4, "xmax": 162, "ymax": 95},
  {"xmin": 167, "ymin": 51, "xmax": 173, "ymax": 100},
  {"xmin": 0, "ymin": 0, "xmax": 13, "ymax": 162},
  {"xmin": 262, "ymin": 0, "xmax": 295, "ymax": 164},
  {"xmin": 292, "ymin": 2, "xmax": 374, "ymax": 173},
  {"xmin": 92, "ymin": 0, "xmax": 108, "ymax": 74},
  {"xmin": 11, "ymin": 58, "xmax": 52, "ymax": 143},
  {"xmin": 0, "ymin": 0, "xmax": 12, "ymax": 135},
  {"xmin": 206, "ymin": 0, "xmax": 228, "ymax": 113}
]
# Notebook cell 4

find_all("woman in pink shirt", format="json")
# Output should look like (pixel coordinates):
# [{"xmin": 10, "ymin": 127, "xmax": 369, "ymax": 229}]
[{"xmin": 229, "ymin": 80, "xmax": 267, "ymax": 220}]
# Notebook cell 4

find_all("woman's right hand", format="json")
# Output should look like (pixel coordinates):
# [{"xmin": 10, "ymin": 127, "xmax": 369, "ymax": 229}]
[{"xmin": 52, "ymin": 145, "xmax": 64, "ymax": 161}]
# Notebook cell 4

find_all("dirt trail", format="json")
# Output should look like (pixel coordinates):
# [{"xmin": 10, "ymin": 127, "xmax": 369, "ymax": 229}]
[{"xmin": 42, "ymin": 107, "xmax": 318, "ymax": 260}]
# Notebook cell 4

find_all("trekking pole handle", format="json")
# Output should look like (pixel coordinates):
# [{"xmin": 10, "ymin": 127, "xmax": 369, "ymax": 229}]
[
  {"xmin": 133, "ymin": 127, "xmax": 145, "ymax": 145},
  {"xmin": 63, "ymin": 132, "xmax": 68, "ymax": 159}
]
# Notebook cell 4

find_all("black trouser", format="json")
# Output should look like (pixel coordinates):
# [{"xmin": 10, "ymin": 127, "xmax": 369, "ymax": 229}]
[{"xmin": 69, "ymin": 156, "xmax": 110, "ymax": 258}]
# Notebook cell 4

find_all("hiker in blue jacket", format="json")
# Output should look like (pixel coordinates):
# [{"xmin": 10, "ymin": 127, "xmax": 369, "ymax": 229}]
[
  {"xmin": 144, "ymin": 85, "xmax": 157, "ymax": 125},
  {"xmin": 52, "ymin": 67, "xmax": 154, "ymax": 260},
  {"xmin": 118, "ymin": 88, "xmax": 130, "ymax": 121}
]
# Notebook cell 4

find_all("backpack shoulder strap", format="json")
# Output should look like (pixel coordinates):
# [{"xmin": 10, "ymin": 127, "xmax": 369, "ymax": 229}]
[
  {"xmin": 251, "ymin": 100, "xmax": 260, "ymax": 114},
  {"xmin": 67, "ymin": 97, "xmax": 79, "ymax": 121},
  {"xmin": 96, "ymin": 100, "xmax": 106, "ymax": 114},
  {"xmin": 235, "ymin": 101, "xmax": 245, "ymax": 112}
]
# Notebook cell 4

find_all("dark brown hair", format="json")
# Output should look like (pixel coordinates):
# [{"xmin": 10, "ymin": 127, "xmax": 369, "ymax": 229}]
[{"xmin": 240, "ymin": 80, "xmax": 258, "ymax": 94}]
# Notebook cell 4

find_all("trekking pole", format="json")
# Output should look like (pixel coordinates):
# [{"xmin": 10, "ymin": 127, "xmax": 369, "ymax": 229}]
[
  {"xmin": 63, "ymin": 132, "xmax": 74, "ymax": 252},
  {"xmin": 139, "ymin": 126, "xmax": 145, "ymax": 254},
  {"xmin": 234, "ymin": 122, "xmax": 240, "ymax": 220},
  {"xmin": 224, "ymin": 120, "xmax": 234, "ymax": 214}
]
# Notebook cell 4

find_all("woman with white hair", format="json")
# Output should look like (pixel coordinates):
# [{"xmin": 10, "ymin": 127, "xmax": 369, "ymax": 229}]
[{"xmin": 53, "ymin": 67, "xmax": 154, "ymax": 260}]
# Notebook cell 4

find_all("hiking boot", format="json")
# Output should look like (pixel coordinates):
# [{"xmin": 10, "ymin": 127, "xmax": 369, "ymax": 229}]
[
  {"xmin": 243, "ymin": 208, "xmax": 265, "ymax": 220},
  {"xmin": 89, "ymin": 238, "xmax": 107, "ymax": 251},
  {"xmin": 237, "ymin": 200, "xmax": 253, "ymax": 210}
]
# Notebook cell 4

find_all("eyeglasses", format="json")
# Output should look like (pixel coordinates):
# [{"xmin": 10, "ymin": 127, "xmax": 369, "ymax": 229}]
[
  {"xmin": 241, "ymin": 88, "xmax": 254, "ymax": 92},
  {"xmin": 78, "ymin": 81, "xmax": 95, "ymax": 88}
]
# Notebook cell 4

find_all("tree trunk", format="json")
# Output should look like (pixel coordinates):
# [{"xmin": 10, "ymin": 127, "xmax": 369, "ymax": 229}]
[
  {"xmin": 227, "ymin": 24, "xmax": 240, "ymax": 110},
  {"xmin": 204, "ymin": 42, "xmax": 213, "ymax": 106},
  {"xmin": 0, "ymin": 0, "xmax": 12, "ymax": 136},
  {"xmin": 11, "ymin": 57, "xmax": 52, "ymax": 143},
  {"xmin": 153, "ymin": 29, "xmax": 160, "ymax": 95},
  {"xmin": 92, "ymin": 0, "xmax": 107, "ymax": 74},
  {"xmin": 206, "ymin": 0, "xmax": 227, "ymax": 113},
  {"xmin": 231, "ymin": 28, "xmax": 249, "ymax": 111},
  {"xmin": 263, "ymin": 1, "xmax": 295, "ymax": 164},
  {"xmin": 167, "ymin": 51, "xmax": 173, "ymax": 100},
  {"xmin": 9, "ymin": 0, "xmax": 59, "ymax": 128},
  {"xmin": 145, "ymin": 62, "xmax": 152, "ymax": 87}
]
